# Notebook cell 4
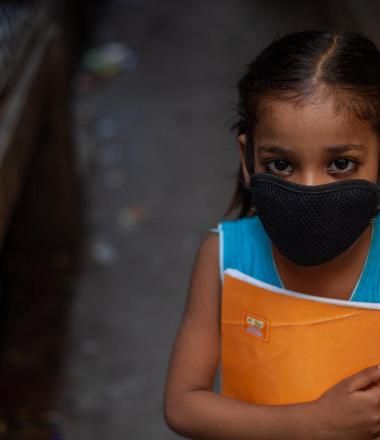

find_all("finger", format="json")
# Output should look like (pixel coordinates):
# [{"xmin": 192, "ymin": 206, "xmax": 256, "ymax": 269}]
[
  {"xmin": 360, "ymin": 381, "xmax": 380, "ymax": 401},
  {"xmin": 344, "ymin": 365, "xmax": 380, "ymax": 392}
]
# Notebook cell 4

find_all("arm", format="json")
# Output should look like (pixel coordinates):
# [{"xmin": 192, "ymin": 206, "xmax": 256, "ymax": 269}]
[{"xmin": 164, "ymin": 233, "xmax": 319, "ymax": 440}]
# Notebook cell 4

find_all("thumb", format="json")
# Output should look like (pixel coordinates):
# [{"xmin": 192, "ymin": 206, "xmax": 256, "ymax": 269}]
[{"xmin": 343, "ymin": 365, "xmax": 380, "ymax": 393}]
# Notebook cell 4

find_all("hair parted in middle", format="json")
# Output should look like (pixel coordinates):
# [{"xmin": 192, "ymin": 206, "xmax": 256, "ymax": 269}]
[{"xmin": 226, "ymin": 30, "xmax": 380, "ymax": 219}]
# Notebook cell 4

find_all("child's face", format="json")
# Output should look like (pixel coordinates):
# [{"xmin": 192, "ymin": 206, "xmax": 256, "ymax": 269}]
[{"xmin": 239, "ymin": 97, "xmax": 380, "ymax": 186}]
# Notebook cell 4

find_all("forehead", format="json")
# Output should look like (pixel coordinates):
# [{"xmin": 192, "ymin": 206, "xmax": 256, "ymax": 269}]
[{"xmin": 253, "ymin": 98, "xmax": 377, "ymax": 148}]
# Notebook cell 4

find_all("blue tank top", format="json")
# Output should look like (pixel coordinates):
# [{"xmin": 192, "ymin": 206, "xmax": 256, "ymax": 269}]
[{"xmin": 213, "ymin": 212, "xmax": 380, "ymax": 303}]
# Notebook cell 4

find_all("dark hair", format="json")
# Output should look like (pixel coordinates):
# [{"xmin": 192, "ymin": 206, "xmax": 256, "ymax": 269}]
[{"xmin": 226, "ymin": 30, "xmax": 380, "ymax": 218}]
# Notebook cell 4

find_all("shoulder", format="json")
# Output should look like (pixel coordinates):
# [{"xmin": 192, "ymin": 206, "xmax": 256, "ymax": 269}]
[
  {"xmin": 219, "ymin": 215, "xmax": 257, "ymax": 230},
  {"xmin": 218, "ymin": 215, "xmax": 261, "ymax": 243},
  {"xmin": 205, "ymin": 215, "xmax": 260, "ymax": 276},
  {"xmin": 203, "ymin": 217, "xmax": 258, "ymax": 258}
]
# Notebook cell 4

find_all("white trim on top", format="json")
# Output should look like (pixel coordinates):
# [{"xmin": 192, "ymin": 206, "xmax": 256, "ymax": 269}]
[{"xmin": 224, "ymin": 268, "xmax": 380, "ymax": 310}]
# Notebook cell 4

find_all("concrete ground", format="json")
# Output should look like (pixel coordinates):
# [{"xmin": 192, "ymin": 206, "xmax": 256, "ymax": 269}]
[{"xmin": 54, "ymin": 1, "xmax": 380, "ymax": 438}]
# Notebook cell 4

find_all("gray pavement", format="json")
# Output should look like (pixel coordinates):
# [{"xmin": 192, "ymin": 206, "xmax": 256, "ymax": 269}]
[{"xmin": 58, "ymin": 1, "xmax": 380, "ymax": 438}]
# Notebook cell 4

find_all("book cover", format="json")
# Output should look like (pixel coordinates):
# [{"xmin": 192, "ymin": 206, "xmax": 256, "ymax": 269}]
[{"xmin": 221, "ymin": 268, "xmax": 380, "ymax": 405}]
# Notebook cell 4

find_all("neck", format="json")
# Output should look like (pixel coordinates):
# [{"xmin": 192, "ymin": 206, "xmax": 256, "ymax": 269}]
[{"xmin": 272, "ymin": 224, "xmax": 373, "ymax": 299}]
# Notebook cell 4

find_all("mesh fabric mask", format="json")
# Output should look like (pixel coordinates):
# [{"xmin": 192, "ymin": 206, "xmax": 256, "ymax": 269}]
[{"xmin": 249, "ymin": 173, "xmax": 380, "ymax": 266}]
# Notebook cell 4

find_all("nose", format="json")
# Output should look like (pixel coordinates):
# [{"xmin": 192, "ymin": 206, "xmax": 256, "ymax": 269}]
[{"xmin": 294, "ymin": 171, "xmax": 329, "ymax": 186}]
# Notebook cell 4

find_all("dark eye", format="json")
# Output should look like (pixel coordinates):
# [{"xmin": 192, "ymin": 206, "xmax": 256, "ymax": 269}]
[
  {"xmin": 328, "ymin": 158, "xmax": 356, "ymax": 173},
  {"xmin": 265, "ymin": 159, "xmax": 293, "ymax": 174}
]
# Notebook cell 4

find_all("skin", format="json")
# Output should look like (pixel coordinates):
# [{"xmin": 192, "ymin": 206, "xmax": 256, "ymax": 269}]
[
  {"xmin": 164, "ymin": 95, "xmax": 380, "ymax": 440},
  {"xmin": 238, "ymin": 96, "xmax": 380, "ymax": 300}
]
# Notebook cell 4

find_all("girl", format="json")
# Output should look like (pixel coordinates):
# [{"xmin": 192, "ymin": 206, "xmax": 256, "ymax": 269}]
[{"xmin": 164, "ymin": 30, "xmax": 380, "ymax": 439}]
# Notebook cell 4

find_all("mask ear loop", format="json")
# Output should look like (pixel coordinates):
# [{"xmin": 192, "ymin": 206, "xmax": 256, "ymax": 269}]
[
  {"xmin": 369, "ymin": 188, "xmax": 380, "ymax": 225},
  {"xmin": 373, "ymin": 166, "xmax": 380, "ymax": 215},
  {"xmin": 375, "ymin": 189, "xmax": 380, "ymax": 214},
  {"xmin": 375, "ymin": 170, "xmax": 380, "ymax": 213}
]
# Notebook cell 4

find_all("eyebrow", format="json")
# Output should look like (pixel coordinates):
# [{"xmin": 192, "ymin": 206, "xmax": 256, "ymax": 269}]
[
  {"xmin": 325, "ymin": 144, "xmax": 366, "ymax": 154},
  {"xmin": 257, "ymin": 145, "xmax": 292, "ymax": 154},
  {"xmin": 257, "ymin": 143, "xmax": 366, "ymax": 154}
]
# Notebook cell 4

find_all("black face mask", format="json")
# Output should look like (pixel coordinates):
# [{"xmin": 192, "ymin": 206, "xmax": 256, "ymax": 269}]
[{"xmin": 249, "ymin": 173, "xmax": 380, "ymax": 267}]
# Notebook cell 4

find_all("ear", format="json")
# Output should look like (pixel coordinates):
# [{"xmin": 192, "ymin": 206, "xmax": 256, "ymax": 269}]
[{"xmin": 238, "ymin": 134, "xmax": 251, "ymax": 187}]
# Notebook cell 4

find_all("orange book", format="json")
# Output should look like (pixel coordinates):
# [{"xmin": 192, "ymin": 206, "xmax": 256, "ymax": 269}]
[{"xmin": 221, "ymin": 268, "xmax": 380, "ymax": 405}]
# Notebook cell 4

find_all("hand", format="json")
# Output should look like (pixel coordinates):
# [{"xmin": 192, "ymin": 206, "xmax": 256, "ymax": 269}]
[{"xmin": 310, "ymin": 365, "xmax": 380, "ymax": 440}]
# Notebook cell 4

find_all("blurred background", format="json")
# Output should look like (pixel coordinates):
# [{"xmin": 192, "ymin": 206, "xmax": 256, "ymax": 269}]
[{"xmin": 0, "ymin": 0, "xmax": 379, "ymax": 438}]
